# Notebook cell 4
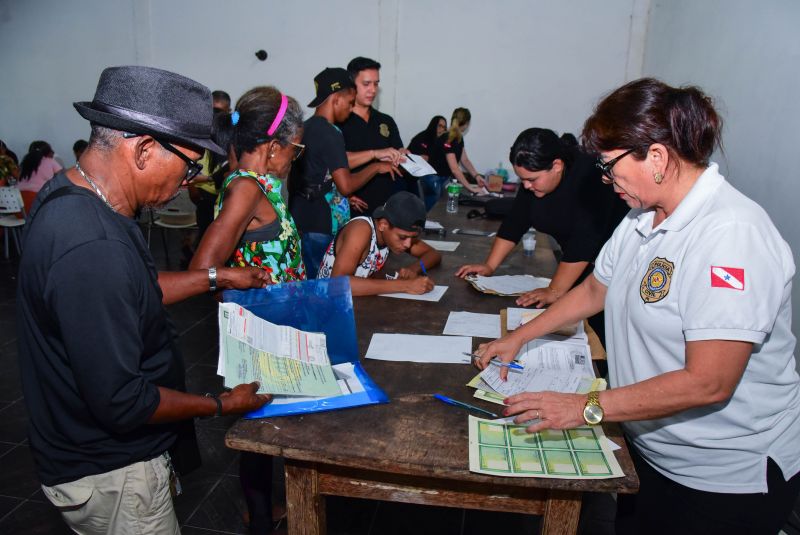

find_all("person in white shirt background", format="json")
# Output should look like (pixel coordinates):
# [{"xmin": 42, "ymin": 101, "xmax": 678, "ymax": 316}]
[{"xmin": 475, "ymin": 78, "xmax": 800, "ymax": 534}]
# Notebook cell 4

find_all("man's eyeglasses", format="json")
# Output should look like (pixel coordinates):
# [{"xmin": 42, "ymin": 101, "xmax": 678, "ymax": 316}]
[
  {"xmin": 596, "ymin": 147, "xmax": 639, "ymax": 184},
  {"xmin": 123, "ymin": 133, "xmax": 203, "ymax": 183}
]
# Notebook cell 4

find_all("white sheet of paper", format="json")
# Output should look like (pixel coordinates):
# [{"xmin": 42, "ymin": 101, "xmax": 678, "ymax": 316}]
[
  {"xmin": 379, "ymin": 285, "xmax": 448, "ymax": 302},
  {"xmin": 399, "ymin": 153, "xmax": 437, "ymax": 177},
  {"xmin": 424, "ymin": 220, "xmax": 444, "ymax": 230},
  {"xmin": 443, "ymin": 311, "xmax": 501, "ymax": 339},
  {"xmin": 365, "ymin": 333, "xmax": 472, "ymax": 363},
  {"xmin": 473, "ymin": 275, "xmax": 551, "ymax": 295},
  {"xmin": 480, "ymin": 360, "xmax": 583, "ymax": 397},
  {"xmin": 424, "ymin": 239, "xmax": 460, "ymax": 252},
  {"xmin": 506, "ymin": 307, "xmax": 587, "ymax": 341}
]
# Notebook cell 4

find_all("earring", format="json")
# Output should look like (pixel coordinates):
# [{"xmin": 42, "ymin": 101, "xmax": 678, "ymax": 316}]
[
  {"xmin": 654, "ymin": 172, "xmax": 663, "ymax": 184},
  {"xmin": 269, "ymin": 153, "xmax": 275, "ymax": 159}
]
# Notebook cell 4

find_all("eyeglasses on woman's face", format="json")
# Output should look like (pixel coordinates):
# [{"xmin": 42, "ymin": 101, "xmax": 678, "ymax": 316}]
[
  {"xmin": 290, "ymin": 142, "xmax": 305, "ymax": 161},
  {"xmin": 596, "ymin": 148, "xmax": 639, "ymax": 184}
]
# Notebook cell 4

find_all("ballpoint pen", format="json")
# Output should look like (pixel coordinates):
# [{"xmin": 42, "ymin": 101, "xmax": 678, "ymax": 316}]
[
  {"xmin": 433, "ymin": 394, "xmax": 498, "ymax": 419},
  {"xmin": 462, "ymin": 352, "xmax": 524, "ymax": 370},
  {"xmin": 419, "ymin": 260, "xmax": 428, "ymax": 276}
]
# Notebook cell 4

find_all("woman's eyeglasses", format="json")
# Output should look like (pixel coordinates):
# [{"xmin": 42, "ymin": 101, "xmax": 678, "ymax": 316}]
[
  {"xmin": 290, "ymin": 142, "xmax": 305, "ymax": 161},
  {"xmin": 596, "ymin": 148, "xmax": 639, "ymax": 184}
]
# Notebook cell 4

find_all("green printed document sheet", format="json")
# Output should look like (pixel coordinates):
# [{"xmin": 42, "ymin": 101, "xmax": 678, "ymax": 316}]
[
  {"xmin": 219, "ymin": 303, "xmax": 340, "ymax": 397},
  {"xmin": 468, "ymin": 416, "xmax": 624, "ymax": 479}
]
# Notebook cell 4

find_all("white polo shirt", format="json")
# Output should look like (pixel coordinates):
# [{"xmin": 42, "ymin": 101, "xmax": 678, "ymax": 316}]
[{"xmin": 594, "ymin": 163, "xmax": 800, "ymax": 493}]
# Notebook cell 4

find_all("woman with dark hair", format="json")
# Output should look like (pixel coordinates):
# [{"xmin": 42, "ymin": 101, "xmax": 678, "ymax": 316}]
[
  {"xmin": 408, "ymin": 115, "xmax": 449, "ymax": 210},
  {"xmin": 477, "ymin": 79, "xmax": 800, "ymax": 534},
  {"xmin": 456, "ymin": 128, "xmax": 626, "ymax": 324},
  {"xmin": 17, "ymin": 141, "xmax": 62, "ymax": 209},
  {"xmin": 428, "ymin": 108, "xmax": 486, "ymax": 194},
  {"xmin": 191, "ymin": 86, "xmax": 306, "ymax": 283}
]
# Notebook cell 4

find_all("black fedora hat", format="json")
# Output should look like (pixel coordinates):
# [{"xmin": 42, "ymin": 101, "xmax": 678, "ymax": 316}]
[{"xmin": 74, "ymin": 65, "xmax": 224, "ymax": 155}]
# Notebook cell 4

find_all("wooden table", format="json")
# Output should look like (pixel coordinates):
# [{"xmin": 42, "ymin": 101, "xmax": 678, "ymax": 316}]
[{"xmin": 225, "ymin": 202, "xmax": 638, "ymax": 534}]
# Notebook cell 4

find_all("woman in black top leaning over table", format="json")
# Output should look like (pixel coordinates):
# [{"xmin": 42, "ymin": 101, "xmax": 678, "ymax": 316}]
[
  {"xmin": 455, "ymin": 128, "xmax": 628, "ymax": 342},
  {"xmin": 429, "ymin": 108, "xmax": 487, "ymax": 194}
]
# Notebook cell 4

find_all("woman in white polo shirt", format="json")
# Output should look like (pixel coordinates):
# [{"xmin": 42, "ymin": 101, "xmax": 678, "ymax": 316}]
[{"xmin": 475, "ymin": 78, "xmax": 800, "ymax": 533}]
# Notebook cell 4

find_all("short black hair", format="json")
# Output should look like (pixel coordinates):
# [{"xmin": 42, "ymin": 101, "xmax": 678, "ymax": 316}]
[
  {"xmin": 72, "ymin": 139, "xmax": 88, "ymax": 153},
  {"xmin": 212, "ymin": 90, "xmax": 231, "ymax": 105},
  {"xmin": 347, "ymin": 57, "xmax": 381, "ymax": 78}
]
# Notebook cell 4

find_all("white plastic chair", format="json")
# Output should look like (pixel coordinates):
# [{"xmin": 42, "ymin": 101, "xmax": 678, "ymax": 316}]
[
  {"xmin": 0, "ymin": 186, "xmax": 26, "ymax": 259},
  {"xmin": 145, "ymin": 189, "xmax": 197, "ymax": 266}
]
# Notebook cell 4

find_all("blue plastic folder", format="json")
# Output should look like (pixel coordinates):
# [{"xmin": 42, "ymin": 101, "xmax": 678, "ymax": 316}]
[{"xmin": 222, "ymin": 276, "xmax": 388, "ymax": 418}]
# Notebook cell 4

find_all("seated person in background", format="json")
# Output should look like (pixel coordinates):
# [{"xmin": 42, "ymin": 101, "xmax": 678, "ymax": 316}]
[
  {"xmin": 0, "ymin": 139, "xmax": 19, "ymax": 186},
  {"xmin": 72, "ymin": 139, "xmax": 88, "ymax": 162},
  {"xmin": 318, "ymin": 191, "xmax": 441, "ymax": 296},
  {"xmin": 17, "ymin": 140, "xmax": 63, "ymax": 212},
  {"xmin": 455, "ymin": 128, "xmax": 627, "ymax": 344},
  {"xmin": 338, "ymin": 56, "xmax": 406, "ymax": 215},
  {"xmin": 290, "ymin": 67, "xmax": 397, "ymax": 278},
  {"xmin": 408, "ymin": 115, "xmax": 448, "ymax": 210},
  {"xmin": 428, "ymin": 107, "xmax": 486, "ymax": 194}
]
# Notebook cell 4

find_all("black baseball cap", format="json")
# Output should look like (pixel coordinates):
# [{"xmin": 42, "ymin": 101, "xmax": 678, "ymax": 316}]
[
  {"xmin": 373, "ymin": 192, "xmax": 427, "ymax": 233},
  {"xmin": 308, "ymin": 67, "xmax": 355, "ymax": 107}
]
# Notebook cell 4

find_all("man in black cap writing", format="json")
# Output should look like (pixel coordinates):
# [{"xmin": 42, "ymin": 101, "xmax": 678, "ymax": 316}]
[
  {"xmin": 316, "ymin": 191, "xmax": 441, "ymax": 296},
  {"xmin": 290, "ymin": 67, "xmax": 400, "ymax": 278},
  {"xmin": 16, "ymin": 65, "xmax": 271, "ymax": 534}
]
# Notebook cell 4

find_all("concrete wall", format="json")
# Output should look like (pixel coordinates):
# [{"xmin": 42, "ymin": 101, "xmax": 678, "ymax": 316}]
[{"xmin": 643, "ymin": 0, "xmax": 800, "ymax": 358}]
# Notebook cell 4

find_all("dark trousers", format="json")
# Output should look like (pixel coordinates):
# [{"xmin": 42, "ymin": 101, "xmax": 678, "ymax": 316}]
[
  {"xmin": 616, "ymin": 442, "xmax": 800, "ymax": 535},
  {"xmin": 240, "ymin": 452, "xmax": 274, "ymax": 535}
]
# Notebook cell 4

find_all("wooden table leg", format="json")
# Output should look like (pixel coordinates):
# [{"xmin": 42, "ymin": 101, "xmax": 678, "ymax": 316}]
[
  {"xmin": 285, "ymin": 460, "xmax": 327, "ymax": 535},
  {"xmin": 540, "ymin": 489, "xmax": 582, "ymax": 535}
]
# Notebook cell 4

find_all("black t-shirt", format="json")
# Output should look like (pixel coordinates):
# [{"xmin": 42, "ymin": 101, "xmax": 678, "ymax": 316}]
[
  {"xmin": 338, "ymin": 108, "xmax": 403, "ymax": 215},
  {"xmin": 408, "ymin": 130, "xmax": 434, "ymax": 159},
  {"xmin": 16, "ymin": 173, "xmax": 183, "ymax": 486},
  {"xmin": 289, "ymin": 116, "xmax": 349, "ymax": 234},
  {"xmin": 428, "ymin": 133, "xmax": 465, "ymax": 177},
  {"xmin": 497, "ymin": 151, "xmax": 628, "ymax": 267}
]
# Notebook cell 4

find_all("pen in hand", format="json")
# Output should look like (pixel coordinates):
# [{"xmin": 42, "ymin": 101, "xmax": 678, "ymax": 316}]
[
  {"xmin": 420, "ymin": 260, "xmax": 428, "ymax": 276},
  {"xmin": 462, "ymin": 352, "xmax": 524, "ymax": 370}
]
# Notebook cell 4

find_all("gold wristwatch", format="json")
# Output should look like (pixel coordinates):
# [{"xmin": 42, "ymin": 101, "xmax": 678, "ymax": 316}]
[{"xmin": 583, "ymin": 391, "xmax": 604, "ymax": 425}]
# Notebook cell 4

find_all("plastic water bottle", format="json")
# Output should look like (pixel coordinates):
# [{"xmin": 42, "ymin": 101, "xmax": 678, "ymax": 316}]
[
  {"xmin": 446, "ymin": 179, "xmax": 460, "ymax": 214},
  {"xmin": 497, "ymin": 162, "xmax": 509, "ymax": 182}
]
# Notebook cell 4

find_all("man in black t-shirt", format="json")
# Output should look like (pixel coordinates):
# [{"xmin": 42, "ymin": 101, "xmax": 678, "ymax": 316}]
[
  {"xmin": 290, "ymin": 67, "xmax": 396, "ymax": 277},
  {"xmin": 338, "ymin": 57, "xmax": 407, "ymax": 215},
  {"xmin": 16, "ymin": 66, "xmax": 270, "ymax": 533}
]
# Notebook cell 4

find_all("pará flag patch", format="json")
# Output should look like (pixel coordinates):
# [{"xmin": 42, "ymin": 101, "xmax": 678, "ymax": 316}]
[{"xmin": 711, "ymin": 266, "xmax": 745, "ymax": 290}]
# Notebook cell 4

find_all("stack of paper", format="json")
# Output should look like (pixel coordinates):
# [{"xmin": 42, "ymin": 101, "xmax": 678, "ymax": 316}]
[
  {"xmin": 219, "ymin": 303, "xmax": 344, "ymax": 397},
  {"xmin": 466, "ymin": 275, "xmax": 551, "ymax": 296},
  {"xmin": 506, "ymin": 308, "xmax": 587, "ymax": 341},
  {"xmin": 466, "ymin": 338, "xmax": 603, "ymax": 404}
]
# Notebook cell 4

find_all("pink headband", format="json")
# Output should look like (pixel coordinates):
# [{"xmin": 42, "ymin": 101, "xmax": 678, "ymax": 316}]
[{"xmin": 266, "ymin": 93, "xmax": 288, "ymax": 136}]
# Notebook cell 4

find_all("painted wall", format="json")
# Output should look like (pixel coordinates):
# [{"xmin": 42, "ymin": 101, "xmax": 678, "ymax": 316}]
[
  {"xmin": 642, "ymin": 0, "xmax": 800, "ymax": 357},
  {"xmin": 0, "ymin": 0, "xmax": 644, "ymax": 173}
]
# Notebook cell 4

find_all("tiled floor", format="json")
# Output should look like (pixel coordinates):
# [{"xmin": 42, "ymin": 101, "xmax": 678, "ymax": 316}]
[{"xmin": 1, "ymin": 229, "xmax": 798, "ymax": 535}]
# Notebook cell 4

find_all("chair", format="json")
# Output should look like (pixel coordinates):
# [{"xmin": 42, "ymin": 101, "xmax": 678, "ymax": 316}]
[
  {"xmin": 145, "ymin": 189, "xmax": 197, "ymax": 266},
  {"xmin": 0, "ymin": 186, "xmax": 26, "ymax": 259}
]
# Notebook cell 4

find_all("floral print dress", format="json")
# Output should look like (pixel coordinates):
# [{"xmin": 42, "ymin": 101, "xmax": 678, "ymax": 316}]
[{"xmin": 216, "ymin": 169, "xmax": 306, "ymax": 283}]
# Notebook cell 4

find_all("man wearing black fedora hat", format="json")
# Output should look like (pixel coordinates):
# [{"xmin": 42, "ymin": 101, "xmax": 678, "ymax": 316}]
[{"xmin": 16, "ymin": 66, "xmax": 272, "ymax": 534}]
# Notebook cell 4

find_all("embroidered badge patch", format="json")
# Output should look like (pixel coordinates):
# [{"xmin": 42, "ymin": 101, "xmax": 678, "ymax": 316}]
[
  {"xmin": 379, "ymin": 123, "xmax": 390, "ymax": 137},
  {"xmin": 710, "ymin": 266, "xmax": 745, "ymax": 290},
  {"xmin": 640, "ymin": 257, "xmax": 674, "ymax": 303}
]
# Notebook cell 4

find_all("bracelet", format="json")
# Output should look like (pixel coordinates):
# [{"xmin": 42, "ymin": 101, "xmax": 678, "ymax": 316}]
[
  {"xmin": 204, "ymin": 393, "xmax": 222, "ymax": 418},
  {"xmin": 208, "ymin": 266, "xmax": 217, "ymax": 292}
]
